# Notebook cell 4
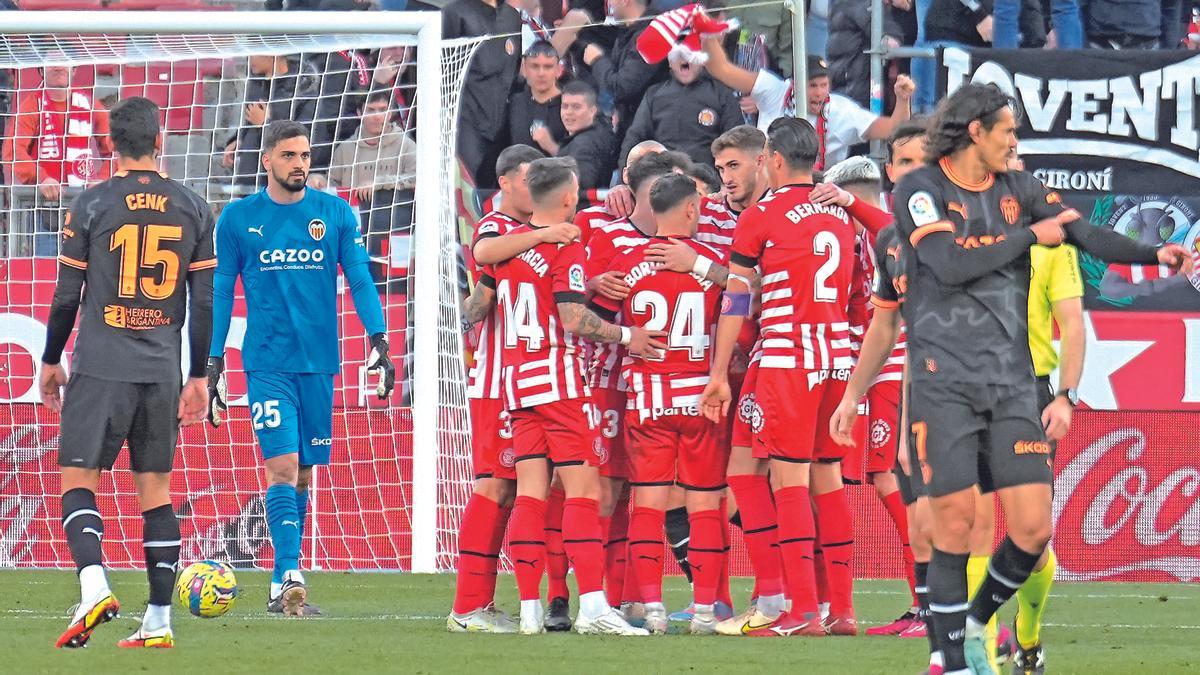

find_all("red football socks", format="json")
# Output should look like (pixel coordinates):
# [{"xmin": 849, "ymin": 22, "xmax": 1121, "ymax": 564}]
[
  {"xmin": 814, "ymin": 488, "xmax": 856, "ymax": 616},
  {"xmin": 604, "ymin": 491, "xmax": 630, "ymax": 606},
  {"xmin": 452, "ymin": 493, "xmax": 502, "ymax": 614},
  {"xmin": 483, "ymin": 503, "xmax": 512, "ymax": 609},
  {"xmin": 544, "ymin": 487, "xmax": 569, "ymax": 601},
  {"xmin": 509, "ymin": 496, "xmax": 547, "ymax": 602},
  {"xmin": 727, "ymin": 474, "xmax": 785, "ymax": 597},
  {"xmin": 774, "ymin": 485, "xmax": 819, "ymax": 616},
  {"xmin": 562, "ymin": 497, "xmax": 605, "ymax": 596},
  {"xmin": 687, "ymin": 509, "xmax": 725, "ymax": 607},
  {"xmin": 717, "ymin": 497, "xmax": 733, "ymax": 608},
  {"xmin": 628, "ymin": 506, "xmax": 666, "ymax": 604},
  {"xmin": 880, "ymin": 488, "xmax": 917, "ymax": 605}
]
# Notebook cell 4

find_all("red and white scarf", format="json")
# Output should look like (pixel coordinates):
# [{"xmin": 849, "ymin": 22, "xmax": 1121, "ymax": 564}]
[
  {"xmin": 782, "ymin": 82, "xmax": 829, "ymax": 171},
  {"xmin": 37, "ymin": 89, "xmax": 101, "ymax": 186}
]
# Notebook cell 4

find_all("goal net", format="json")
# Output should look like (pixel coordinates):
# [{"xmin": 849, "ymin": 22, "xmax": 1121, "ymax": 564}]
[{"xmin": 0, "ymin": 12, "xmax": 481, "ymax": 573}]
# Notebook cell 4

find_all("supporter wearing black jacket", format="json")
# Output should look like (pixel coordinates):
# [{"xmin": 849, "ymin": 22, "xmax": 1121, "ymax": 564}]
[
  {"xmin": 507, "ymin": 41, "xmax": 569, "ymax": 155},
  {"xmin": 619, "ymin": 62, "xmax": 742, "ymax": 168},
  {"xmin": 925, "ymin": 0, "xmax": 1047, "ymax": 46},
  {"xmin": 579, "ymin": 0, "xmax": 669, "ymax": 142},
  {"xmin": 1082, "ymin": 0, "xmax": 1182, "ymax": 47},
  {"xmin": 228, "ymin": 55, "xmax": 322, "ymax": 187},
  {"xmin": 557, "ymin": 82, "xmax": 618, "ymax": 191},
  {"xmin": 828, "ymin": 0, "xmax": 904, "ymax": 108},
  {"xmin": 443, "ymin": 0, "xmax": 523, "ymax": 185}
]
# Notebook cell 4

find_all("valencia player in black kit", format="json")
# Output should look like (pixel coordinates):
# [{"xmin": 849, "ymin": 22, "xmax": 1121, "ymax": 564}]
[
  {"xmin": 40, "ymin": 96, "xmax": 215, "ymax": 649},
  {"xmin": 891, "ymin": 84, "xmax": 1193, "ymax": 675}
]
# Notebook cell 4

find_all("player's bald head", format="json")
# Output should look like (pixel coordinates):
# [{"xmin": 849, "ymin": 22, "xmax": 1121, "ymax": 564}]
[{"xmin": 626, "ymin": 141, "xmax": 666, "ymax": 170}]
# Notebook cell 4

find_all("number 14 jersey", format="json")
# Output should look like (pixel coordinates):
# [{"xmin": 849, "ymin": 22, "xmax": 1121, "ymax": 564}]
[{"xmin": 484, "ymin": 225, "xmax": 591, "ymax": 410}]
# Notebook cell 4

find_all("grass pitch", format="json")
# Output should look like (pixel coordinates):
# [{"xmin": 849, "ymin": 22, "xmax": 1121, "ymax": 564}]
[{"xmin": 3, "ymin": 571, "xmax": 1197, "ymax": 674}]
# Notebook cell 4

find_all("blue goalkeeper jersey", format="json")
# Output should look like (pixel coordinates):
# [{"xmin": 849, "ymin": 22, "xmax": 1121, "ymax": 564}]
[{"xmin": 210, "ymin": 188, "xmax": 386, "ymax": 375}]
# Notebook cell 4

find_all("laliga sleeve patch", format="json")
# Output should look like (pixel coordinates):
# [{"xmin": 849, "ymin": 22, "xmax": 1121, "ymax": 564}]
[
  {"xmin": 477, "ymin": 220, "xmax": 500, "ymax": 235},
  {"xmin": 568, "ymin": 264, "xmax": 587, "ymax": 293},
  {"xmin": 907, "ymin": 191, "xmax": 939, "ymax": 227}
]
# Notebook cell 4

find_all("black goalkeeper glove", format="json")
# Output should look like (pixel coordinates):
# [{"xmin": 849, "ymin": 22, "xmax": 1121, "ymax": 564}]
[
  {"xmin": 206, "ymin": 356, "xmax": 228, "ymax": 428},
  {"xmin": 367, "ymin": 332, "xmax": 395, "ymax": 400}
]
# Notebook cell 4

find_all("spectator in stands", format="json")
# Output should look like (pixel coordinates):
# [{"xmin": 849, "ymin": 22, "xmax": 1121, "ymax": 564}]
[
  {"xmin": 508, "ymin": 41, "xmax": 568, "ymax": 156},
  {"xmin": 329, "ymin": 91, "xmax": 417, "ymax": 285},
  {"xmin": 510, "ymin": 0, "xmax": 554, "ymax": 53},
  {"xmin": 1084, "ymin": 0, "xmax": 1183, "ymax": 47},
  {"xmin": 222, "ymin": 54, "xmax": 324, "ymax": 189},
  {"xmin": 557, "ymin": 81, "xmax": 617, "ymax": 191},
  {"xmin": 443, "ymin": 0, "xmax": 523, "ymax": 187},
  {"xmin": 701, "ymin": 47, "xmax": 913, "ymax": 169},
  {"xmin": 995, "ymin": 0, "xmax": 1080, "ymax": 47},
  {"xmin": 727, "ymin": 2, "xmax": 795, "ymax": 73},
  {"xmin": 619, "ymin": 52, "xmax": 742, "ymax": 168},
  {"xmin": 307, "ymin": 48, "xmax": 374, "ymax": 179},
  {"xmin": 0, "ymin": 0, "xmax": 14, "ymax": 182},
  {"xmin": 828, "ymin": 0, "xmax": 905, "ymax": 108},
  {"xmin": 370, "ymin": 46, "xmax": 416, "ymax": 132},
  {"xmin": 1, "ymin": 60, "xmax": 113, "ymax": 255},
  {"xmin": 576, "ymin": 0, "xmax": 669, "ymax": 142}
]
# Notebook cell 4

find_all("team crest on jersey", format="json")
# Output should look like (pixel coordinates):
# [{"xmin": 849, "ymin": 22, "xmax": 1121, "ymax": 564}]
[
  {"xmin": 308, "ymin": 219, "xmax": 327, "ymax": 241},
  {"xmin": 908, "ymin": 191, "xmax": 938, "ymax": 226},
  {"xmin": 870, "ymin": 419, "xmax": 892, "ymax": 449},
  {"xmin": 697, "ymin": 108, "xmax": 717, "ymax": 127},
  {"xmin": 499, "ymin": 447, "xmax": 516, "ymax": 468},
  {"xmin": 1000, "ymin": 196, "xmax": 1021, "ymax": 225},
  {"xmin": 505, "ymin": 38, "xmax": 515, "ymax": 55},
  {"xmin": 568, "ymin": 264, "xmax": 586, "ymax": 292},
  {"xmin": 593, "ymin": 437, "xmax": 609, "ymax": 464}
]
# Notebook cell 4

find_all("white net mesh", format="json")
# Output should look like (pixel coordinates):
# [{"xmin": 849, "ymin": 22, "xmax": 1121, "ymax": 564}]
[{"xmin": 0, "ymin": 26, "xmax": 481, "ymax": 571}]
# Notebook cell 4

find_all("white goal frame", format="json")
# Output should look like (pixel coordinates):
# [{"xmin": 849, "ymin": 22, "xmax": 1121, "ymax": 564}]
[{"xmin": 0, "ymin": 11, "xmax": 457, "ymax": 573}]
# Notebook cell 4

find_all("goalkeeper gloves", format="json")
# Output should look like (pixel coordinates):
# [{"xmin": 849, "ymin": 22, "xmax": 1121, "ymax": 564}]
[
  {"xmin": 206, "ymin": 356, "xmax": 228, "ymax": 428},
  {"xmin": 367, "ymin": 332, "xmax": 395, "ymax": 400}
]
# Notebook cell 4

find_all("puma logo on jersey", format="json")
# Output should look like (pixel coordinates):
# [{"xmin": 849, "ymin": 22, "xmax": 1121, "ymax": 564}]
[{"xmin": 248, "ymin": 225, "xmax": 265, "ymax": 237}]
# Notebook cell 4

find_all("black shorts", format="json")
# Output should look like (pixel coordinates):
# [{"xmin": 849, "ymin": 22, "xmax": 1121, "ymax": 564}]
[
  {"xmin": 58, "ymin": 373, "xmax": 181, "ymax": 473},
  {"xmin": 893, "ymin": 393, "xmax": 928, "ymax": 506},
  {"xmin": 907, "ymin": 376, "xmax": 1052, "ymax": 498},
  {"xmin": 1035, "ymin": 375, "xmax": 1057, "ymax": 457}
]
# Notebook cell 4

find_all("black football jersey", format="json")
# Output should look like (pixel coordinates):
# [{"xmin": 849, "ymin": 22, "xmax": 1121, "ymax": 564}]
[
  {"xmin": 58, "ymin": 170, "xmax": 215, "ymax": 383},
  {"xmin": 892, "ymin": 159, "xmax": 1068, "ymax": 386},
  {"xmin": 871, "ymin": 225, "xmax": 907, "ymax": 308}
]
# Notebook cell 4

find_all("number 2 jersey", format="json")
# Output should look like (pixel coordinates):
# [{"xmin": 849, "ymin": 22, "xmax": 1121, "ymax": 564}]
[
  {"xmin": 483, "ymin": 225, "xmax": 591, "ymax": 410},
  {"xmin": 730, "ymin": 184, "xmax": 857, "ymax": 372},
  {"xmin": 58, "ymin": 169, "xmax": 215, "ymax": 382},
  {"xmin": 593, "ymin": 237, "xmax": 724, "ymax": 421}
]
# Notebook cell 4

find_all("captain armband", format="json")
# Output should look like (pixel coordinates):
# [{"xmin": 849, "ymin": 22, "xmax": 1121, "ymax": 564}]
[{"xmin": 720, "ymin": 291, "xmax": 753, "ymax": 317}]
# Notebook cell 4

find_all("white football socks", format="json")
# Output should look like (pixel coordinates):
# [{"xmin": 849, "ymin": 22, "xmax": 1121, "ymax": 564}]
[
  {"xmin": 143, "ymin": 604, "xmax": 171, "ymax": 632},
  {"xmin": 579, "ymin": 591, "xmax": 610, "ymax": 618},
  {"xmin": 270, "ymin": 582, "xmax": 283, "ymax": 600},
  {"xmin": 757, "ymin": 593, "xmax": 785, "ymax": 616},
  {"xmin": 78, "ymin": 564, "xmax": 110, "ymax": 605}
]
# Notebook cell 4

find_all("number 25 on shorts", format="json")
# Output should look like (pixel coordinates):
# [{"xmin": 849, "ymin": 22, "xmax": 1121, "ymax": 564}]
[{"xmin": 252, "ymin": 400, "xmax": 281, "ymax": 430}]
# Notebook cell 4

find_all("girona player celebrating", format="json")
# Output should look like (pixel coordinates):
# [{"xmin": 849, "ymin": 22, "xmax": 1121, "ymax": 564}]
[
  {"xmin": 462, "ymin": 157, "xmax": 663, "ymax": 636},
  {"xmin": 701, "ymin": 117, "xmax": 859, "ymax": 637},
  {"xmin": 591, "ymin": 173, "xmax": 729, "ymax": 635},
  {"xmin": 448, "ymin": 144, "xmax": 580, "ymax": 633}
]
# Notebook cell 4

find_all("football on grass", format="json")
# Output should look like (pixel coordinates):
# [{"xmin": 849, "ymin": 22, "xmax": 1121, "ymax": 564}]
[{"xmin": 177, "ymin": 560, "xmax": 238, "ymax": 618}]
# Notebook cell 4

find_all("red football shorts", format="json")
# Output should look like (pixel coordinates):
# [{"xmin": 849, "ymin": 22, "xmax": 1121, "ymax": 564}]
[
  {"xmin": 593, "ymin": 387, "xmax": 629, "ymax": 479},
  {"xmin": 624, "ymin": 409, "xmax": 728, "ymax": 491},
  {"xmin": 839, "ymin": 398, "xmax": 870, "ymax": 483},
  {"xmin": 748, "ymin": 365, "xmax": 849, "ymax": 463},
  {"xmin": 469, "ymin": 397, "xmax": 516, "ymax": 480},
  {"xmin": 509, "ymin": 398, "xmax": 603, "ymax": 467},
  {"xmin": 731, "ymin": 361, "xmax": 759, "ymax": 449},
  {"xmin": 865, "ymin": 381, "xmax": 902, "ymax": 475}
]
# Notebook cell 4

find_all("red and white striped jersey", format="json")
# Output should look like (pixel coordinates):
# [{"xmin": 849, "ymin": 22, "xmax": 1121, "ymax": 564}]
[
  {"xmin": 848, "ymin": 228, "xmax": 874, "ymax": 362},
  {"xmin": 573, "ymin": 204, "xmax": 614, "ymax": 247},
  {"xmin": 1107, "ymin": 262, "xmax": 1174, "ymax": 284},
  {"xmin": 730, "ymin": 184, "xmax": 857, "ymax": 372},
  {"xmin": 697, "ymin": 195, "xmax": 739, "ymax": 254},
  {"xmin": 585, "ymin": 217, "xmax": 654, "ymax": 390},
  {"xmin": 487, "ymin": 226, "xmax": 591, "ymax": 409},
  {"xmin": 467, "ymin": 210, "xmax": 524, "ymax": 400},
  {"xmin": 595, "ymin": 237, "xmax": 725, "ymax": 421}
]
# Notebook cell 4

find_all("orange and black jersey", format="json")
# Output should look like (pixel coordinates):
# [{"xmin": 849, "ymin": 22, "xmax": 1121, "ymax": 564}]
[
  {"xmin": 45, "ymin": 170, "xmax": 216, "ymax": 382},
  {"xmin": 894, "ymin": 159, "xmax": 1158, "ymax": 386},
  {"xmin": 870, "ymin": 225, "xmax": 906, "ymax": 309}
]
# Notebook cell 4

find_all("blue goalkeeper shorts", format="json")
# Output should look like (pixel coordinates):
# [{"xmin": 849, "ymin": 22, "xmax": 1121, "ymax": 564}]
[{"xmin": 245, "ymin": 371, "xmax": 335, "ymax": 466}]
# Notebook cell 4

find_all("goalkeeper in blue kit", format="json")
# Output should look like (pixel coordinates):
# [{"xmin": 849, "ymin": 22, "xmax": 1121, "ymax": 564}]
[{"xmin": 207, "ymin": 121, "xmax": 394, "ymax": 616}]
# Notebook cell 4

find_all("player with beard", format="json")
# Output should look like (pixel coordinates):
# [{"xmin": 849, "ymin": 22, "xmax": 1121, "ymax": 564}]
[{"xmin": 887, "ymin": 83, "xmax": 1191, "ymax": 675}]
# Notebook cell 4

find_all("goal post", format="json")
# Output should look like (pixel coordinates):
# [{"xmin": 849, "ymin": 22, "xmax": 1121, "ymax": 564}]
[{"xmin": 0, "ymin": 12, "xmax": 479, "ymax": 574}]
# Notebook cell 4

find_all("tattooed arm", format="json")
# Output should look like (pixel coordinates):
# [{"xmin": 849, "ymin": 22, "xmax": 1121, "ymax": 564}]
[
  {"xmin": 463, "ymin": 280, "xmax": 497, "ymax": 326},
  {"xmin": 557, "ymin": 301, "xmax": 622, "ymax": 343}
]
